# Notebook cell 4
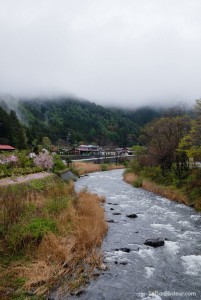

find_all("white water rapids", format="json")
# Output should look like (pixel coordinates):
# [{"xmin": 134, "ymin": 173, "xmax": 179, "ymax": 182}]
[{"xmin": 65, "ymin": 169, "xmax": 201, "ymax": 300}]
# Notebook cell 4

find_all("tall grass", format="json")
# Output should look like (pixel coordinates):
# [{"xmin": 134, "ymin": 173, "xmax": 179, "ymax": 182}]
[
  {"xmin": 73, "ymin": 162, "xmax": 101, "ymax": 175},
  {"xmin": 123, "ymin": 172, "xmax": 139, "ymax": 185},
  {"xmin": 73, "ymin": 161, "xmax": 124, "ymax": 176},
  {"xmin": 124, "ymin": 172, "xmax": 188, "ymax": 204},
  {"xmin": 0, "ymin": 176, "xmax": 108, "ymax": 298}
]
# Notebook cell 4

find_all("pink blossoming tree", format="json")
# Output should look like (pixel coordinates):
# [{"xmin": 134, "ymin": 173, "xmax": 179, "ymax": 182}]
[{"xmin": 34, "ymin": 153, "xmax": 53, "ymax": 171}]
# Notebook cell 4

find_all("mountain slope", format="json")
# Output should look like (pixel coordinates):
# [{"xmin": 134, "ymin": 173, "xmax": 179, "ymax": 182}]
[
  {"xmin": 18, "ymin": 97, "xmax": 160, "ymax": 147},
  {"xmin": 0, "ymin": 96, "xmax": 161, "ymax": 147}
]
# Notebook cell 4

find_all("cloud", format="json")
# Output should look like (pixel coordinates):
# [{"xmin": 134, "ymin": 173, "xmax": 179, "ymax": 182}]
[{"xmin": 0, "ymin": 0, "xmax": 201, "ymax": 107}]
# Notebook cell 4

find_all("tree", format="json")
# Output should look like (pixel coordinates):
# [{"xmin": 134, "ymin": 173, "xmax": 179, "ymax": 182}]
[
  {"xmin": 195, "ymin": 98, "xmax": 201, "ymax": 116},
  {"xmin": 34, "ymin": 153, "xmax": 53, "ymax": 170},
  {"xmin": 9, "ymin": 110, "xmax": 27, "ymax": 149},
  {"xmin": 0, "ymin": 107, "xmax": 27, "ymax": 149},
  {"xmin": 179, "ymin": 100, "xmax": 201, "ymax": 161},
  {"xmin": 42, "ymin": 136, "xmax": 52, "ymax": 150},
  {"xmin": 144, "ymin": 115, "xmax": 190, "ymax": 175},
  {"xmin": 172, "ymin": 150, "xmax": 189, "ymax": 180},
  {"xmin": 53, "ymin": 154, "xmax": 66, "ymax": 172},
  {"xmin": 131, "ymin": 145, "xmax": 146, "ymax": 157},
  {"xmin": 0, "ymin": 107, "xmax": 10, "ymax": 144}
]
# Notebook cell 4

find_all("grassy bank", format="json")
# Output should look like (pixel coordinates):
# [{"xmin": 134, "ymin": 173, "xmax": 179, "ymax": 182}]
[
  {"xmin": 0, "ymin": 175, "xmax": 108, "ymax": 299},
  {"xmin": 123, "ymin": 171, "xmax": 201, "ymax": 210},
  {"xmin": 124, "ymin": 172, "xmax": 188, "ymax": 203},
  {"xmin": 72, "ymin": 161, "xmax": 124, "ymax": 176}
]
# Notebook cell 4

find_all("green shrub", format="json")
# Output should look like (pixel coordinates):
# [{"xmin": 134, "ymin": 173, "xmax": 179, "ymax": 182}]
[
  {"xmin": 123, "ymin": 161, "xmax": 129, "ymax": 168},
  {"xmin": 45, "ymin": 196, "xmax": 70, "ymax": 215},
  {"xmin": 133, "ymin": 177, "xmax": 143, "ymax": 188},
  {"xmin": 53, "ymin": 154, "xmax": 66, "ymax": 172},
  {"xmin": 21, "ymin": 203, "xmax": 37, "ymax": 218},
  {"xmin": 7, "ymin": 218, "xmax": 57, "ymax": 251},
  {"xmin": 130, "ymin": 159, "xmax": 141, "ymax": 174},
  {"xmin": 0, "ymin": 164, "xmax": 12, "ymax": 178},
  {"xmin": 101, "ymin": 164, "xmax": 108, "ymax": 171},
  {"xmin": 186, "ymin": 169, "xmax": 201, "ymax": 201},
  {"xmin": 28, "ymin": 176, "xmax": 54, "ymax": 191},
  {"xmin": 0, "ymin": 164, "xmax": 43, "ymax": 178},
  {"xmin": 17, "ymin": 150, "xmax": 33, "ymax": 168}
]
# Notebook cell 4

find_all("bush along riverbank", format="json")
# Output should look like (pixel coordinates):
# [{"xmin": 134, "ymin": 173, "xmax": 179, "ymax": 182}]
[
  {"xmin": 124, "ymin": 161, "xmax": 201, "ymax": 212},
  {"xmin": 0, "ymin": 175, "xmax": 108, "ymax": 299}
]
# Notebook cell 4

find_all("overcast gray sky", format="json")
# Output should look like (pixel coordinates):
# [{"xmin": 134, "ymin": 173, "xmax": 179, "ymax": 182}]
[{"xmin": 0, "ymin": 0, "xmax": 201, "ymax": 108}]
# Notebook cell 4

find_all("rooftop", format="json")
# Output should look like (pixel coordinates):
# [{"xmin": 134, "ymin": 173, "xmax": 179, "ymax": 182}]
[{"xmin": 0, "ymin": 145, "xmax": 16, "ymax": 150}]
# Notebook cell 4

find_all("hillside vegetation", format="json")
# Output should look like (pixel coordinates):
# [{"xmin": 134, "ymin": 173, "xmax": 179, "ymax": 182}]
[
  {"xmin": 0, "ymin": 97, "xmax": 160, "ymax": 148},
  {"xmin": 125, "ymin": 100, "xmax": 201, "ymax": 211},
  {"xmin": 0, "ymin": 105, "xmax": 26, "ymax": 149}
]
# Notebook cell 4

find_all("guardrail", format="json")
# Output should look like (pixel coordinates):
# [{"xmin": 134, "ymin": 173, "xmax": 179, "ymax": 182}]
[{"xmin": 71, "ymin": 155, "xmax": 134, "ymax": 164}]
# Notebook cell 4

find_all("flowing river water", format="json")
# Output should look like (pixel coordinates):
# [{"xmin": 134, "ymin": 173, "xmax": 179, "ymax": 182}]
[{"xmin": 67, "ymin": 169, "xmax": 201, "ymax": 300}]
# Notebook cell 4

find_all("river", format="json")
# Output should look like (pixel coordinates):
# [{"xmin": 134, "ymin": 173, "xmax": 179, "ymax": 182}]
[{"xmin": 68, "ymin": 169, "xmax": 201, "ymax": 300}]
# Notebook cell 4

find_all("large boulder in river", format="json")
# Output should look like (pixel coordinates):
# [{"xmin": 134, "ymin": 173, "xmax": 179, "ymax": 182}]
[
  {"xmin": 144, "ymin": 238, "xmax": 165, "ymax": 248},
  {"xmin": 126, "ymin": 213, "xmax": 137, "ymax": 218}
]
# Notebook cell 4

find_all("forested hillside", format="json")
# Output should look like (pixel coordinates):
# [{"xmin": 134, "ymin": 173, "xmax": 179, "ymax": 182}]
[
  {"xmin": 2, "ymin": 97, "xmax": 193, "ymax": 150},
  {"xmin": 17, "ymin": 98, "xmax": 160, "ymax": 147}
]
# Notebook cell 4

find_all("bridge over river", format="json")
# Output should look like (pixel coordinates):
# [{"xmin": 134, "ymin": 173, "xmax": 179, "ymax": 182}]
[{"xmin": 72, "ymin": 155, "xmax": 134, "ymax": 164}]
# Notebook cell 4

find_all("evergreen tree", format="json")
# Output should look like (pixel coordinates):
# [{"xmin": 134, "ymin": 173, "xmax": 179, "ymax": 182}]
[{"xmin": 0, "ymin": 107, "xmax": 27, "ymax": 149}]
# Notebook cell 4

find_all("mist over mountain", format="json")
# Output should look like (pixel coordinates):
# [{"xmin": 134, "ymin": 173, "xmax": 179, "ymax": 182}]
[
  {"xmin": 1, "ymin": 1, "xmax": 201, "ymax": 108},
  {"xmin": 0, "ymin": 95, "xmax": 164, "ymax": 147}
]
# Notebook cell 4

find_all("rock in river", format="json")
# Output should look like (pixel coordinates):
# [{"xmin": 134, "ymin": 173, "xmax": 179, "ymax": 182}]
[
  {"xmin": 126, "ymin": 213, "xmax": 137, "ymax": 218},
  {"xmin": 107, "ymin": 219, "xmax": 117, "ymax": 223},
  {"xmin": 144, "ymin": 238, "xmax": 165, "ymax": 248},
  {"xmin": 115, "ymin": 247, "xmax": 131, "ymax": 253}
]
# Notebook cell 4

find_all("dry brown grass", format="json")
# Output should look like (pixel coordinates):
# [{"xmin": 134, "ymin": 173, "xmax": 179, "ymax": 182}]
[
  {"xmin": 195, "ymin": 199, "xmax": 201, "ymax": 211},
  {"xmin": 107, "ymin": 164, "xmax": 124, "ymax": 170},
  {"xmin": 0, "ymin": 175, "xmax": 75, "ymax": 232},
  {"xmin": 142, "ymin": 181, "xmax": 189, "ymax": 205},
  {"xmin": 123, "ymin": 172, "xmax": 139, "ymax": 184},
  {"xmin": 73, "ymin": 161, "xmax": 124, "ymax": 176},
  {"xmin": 73, "ymin": 162, "xmax": 101, "ymax": 175},
  {"xmin": 74, "ymin": 191, "xmax": 108, "ymax": 249},
  {"xmin": 124, "ymin": 172, "xmax": 188, "ymax": 205},
  {"xmin": 0, "ymin": 179, "xmax": 107, "ymax": 299},
  {"xmin": 1, "ymin": 186, "xmax": 108, "ymax": 298}
]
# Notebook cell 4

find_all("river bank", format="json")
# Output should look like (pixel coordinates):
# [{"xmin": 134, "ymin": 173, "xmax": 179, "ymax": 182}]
[
  {"xmin": 123, "ymin": 172, "xmax": 196, "ymax": 209},
  {"xmin": 0, "ymin": 175, "xmax": 108, "ymax": 299},
  {"xmin": 72, "ymin": 161, "xmax": 124, "ymax": 176}
]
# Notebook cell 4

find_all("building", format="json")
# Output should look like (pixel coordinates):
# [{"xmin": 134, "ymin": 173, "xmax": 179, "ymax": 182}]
[
  {"xmin": 75, "ymin": 145, "xmax": 100, "ymax": 155},
  {"xmin": 115, "ymin": 147, "xmax": 134, "ymax": 156},
  {"xmin": 0, "ymin": 144, "xmax": 16, "ymax": 151}
]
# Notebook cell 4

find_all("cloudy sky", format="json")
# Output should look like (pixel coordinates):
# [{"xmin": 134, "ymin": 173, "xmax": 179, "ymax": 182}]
[{"xmin": 0, "ymin": 0, "xmax": 201, "ymax": 108}]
